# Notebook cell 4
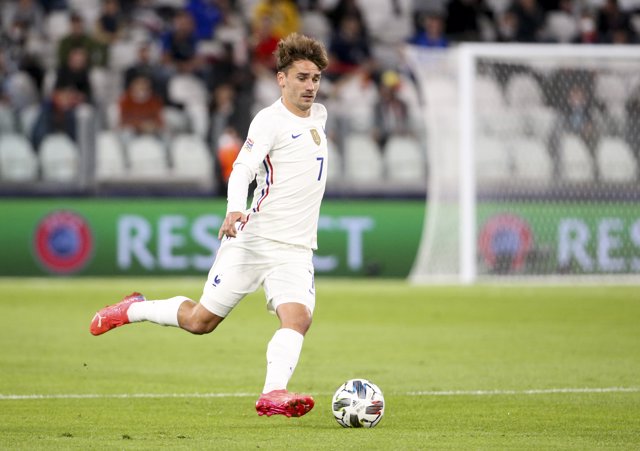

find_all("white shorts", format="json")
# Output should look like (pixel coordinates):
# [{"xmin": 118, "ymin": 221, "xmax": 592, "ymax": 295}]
[{"xmin": 199, "ymin": 232, "xmax": 316, "ymax": 318}]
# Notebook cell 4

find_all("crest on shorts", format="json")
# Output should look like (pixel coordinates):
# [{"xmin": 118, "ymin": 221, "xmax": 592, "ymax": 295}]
[{"xmin": 310, "ymin": 129, "xmax": 321, "ymax": 146}]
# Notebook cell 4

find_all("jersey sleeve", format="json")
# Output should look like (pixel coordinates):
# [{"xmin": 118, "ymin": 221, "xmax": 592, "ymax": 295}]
[
  {"xmin": 233, "ymin": 110, "xmax": 276, "ymax": 174},
  {"xmin": 226, "ymin": 109, "xmax": 277, "ymax": 213}
]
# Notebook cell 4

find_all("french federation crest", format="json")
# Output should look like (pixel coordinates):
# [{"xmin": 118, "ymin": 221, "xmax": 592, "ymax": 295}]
[{"xmin": 310, "ymin": 129, "xmax": 321, "ymax": 146}]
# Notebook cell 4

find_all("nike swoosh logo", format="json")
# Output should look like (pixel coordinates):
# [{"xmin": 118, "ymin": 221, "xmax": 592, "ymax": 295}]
[{"xmin": 292, "ymin": 133, "xmax": 302, "ymax": 139}]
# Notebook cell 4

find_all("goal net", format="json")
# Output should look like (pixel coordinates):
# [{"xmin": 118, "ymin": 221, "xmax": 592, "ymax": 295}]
[{"xmin": 406, "ymin": 44, "xmax": 640, "ymax": 284}]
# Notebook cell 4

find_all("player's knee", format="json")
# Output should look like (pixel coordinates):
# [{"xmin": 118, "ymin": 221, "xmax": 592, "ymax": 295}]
[
  {"xmin": 190, "ymin": 323, "xmax": 216, "ymax": 335},
  {"xmin": 178, "ymin": 302, "xmax": 223, "ymax": 335},
  {"xmin": 184, "ymin": 318, "xmax": 217, "ymax": 335},
  {"xmin": 280, "ymin": 310, "xmax": 313, "ymax": 335}
]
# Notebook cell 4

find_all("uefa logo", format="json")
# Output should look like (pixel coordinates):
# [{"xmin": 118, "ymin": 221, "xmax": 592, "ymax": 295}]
[
  {"xmin": 33, "ymin": 210, "xmax": 94, "ymax": 274},
  {"xmin": 478, "ymin": 213, "xmax": 533, "ymax": 273}
]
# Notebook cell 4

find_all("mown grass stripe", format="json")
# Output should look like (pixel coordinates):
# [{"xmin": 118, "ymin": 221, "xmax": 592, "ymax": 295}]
[{"xmin": 1, "ymin": 387, "xmax": 638, "ymax": 401}]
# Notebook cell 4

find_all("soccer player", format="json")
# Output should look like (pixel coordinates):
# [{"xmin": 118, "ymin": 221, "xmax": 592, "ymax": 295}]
[{"xmin": 89, "ymin": 33, "xmax": 329, "ymax": 418}]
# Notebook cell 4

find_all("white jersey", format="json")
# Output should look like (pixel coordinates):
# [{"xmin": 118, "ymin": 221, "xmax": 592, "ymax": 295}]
[{"xmin": 229, "ymin": 98, "xmax": 328, "ymax": 249}]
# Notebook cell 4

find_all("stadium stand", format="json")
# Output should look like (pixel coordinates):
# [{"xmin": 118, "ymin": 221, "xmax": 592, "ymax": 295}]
[{"xmin": 1, "ymin": 0, "xmax": 640, "ymax": 196}]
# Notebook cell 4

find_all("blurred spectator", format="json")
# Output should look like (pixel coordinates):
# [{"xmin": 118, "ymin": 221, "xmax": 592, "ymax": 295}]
[
  {"xmin": 211, "ymin": 0, "xmax": 249, "ymax": 66},
  {"xmin": 446, "ymin": 0, "xmax": 494, "ymax": 42},
  {"xmin": 0, "ymin": 18, "xmax": 45, "ymax": 102},
  {"xmin": 94, "ymin": 0, "xmax": 126, "ymax": 46},
  {"xmin": 358, "ymin": 0, "xmax": 414, "ymax": 44},
  {"xmin": 37, "ymin": 0, "xmax": 68, "ymax": 13},
  {"xmin": 596, "ymin": 0, "xmax": 633, "ymax": 43},
  {"xmin": 2, "ymin": 0, "xmax": 45, "ymax": 33},
  {"xmin": 210, "ymin": 81, "xmax": 249, "ymax": 147},
  {"xmin": 55, "ymin": 46, "xmax": 93, "ymax": 104},
  {"xmin": 118, "ymin": 75, "xmax": 165, "ymax": 143},
  {"xmin": 160, "ymin": 10, "xmax": 205, "ymax": 77},
  {"xmin": 507, "ymin": 0, "xmax": 546, "ymax": 42},
  {"xmin": 408, "ymin": 12, "xmax": 449, "ymax": 48},
  {"xmin": 185, "ymin": 0, "xmax": 223, "ymax": 40},
  {"xmin": 207, "ymin": 41, "xmax": 252, "ymax": 99},
  {"xmin": 249, "ymin": 15, "xmax": 281, "ymax": 69},
  {"xmin": 57, "ymin": 12, "xmax": 108, "ymax": 68},
  {"xmin": 124, "ymin": 41, "xmax": 170, "ymax": 103},
  {"xmin": 371, "ymin": 70, "xmax": 412, "ymax": 155},
  {"xmin": 251, "ymin": 0, "xmax": 300, "ymax": 39},
  {"xmin": 298, "ymin": 0, "xmax": 331, "ymax": 44},
  {"xmin": 326, "ymin": 15, "xmax": 373, "ymax": 80},
  {"xmin": 326, "ymin": 0, "xmax": 367, "ymax": 34},
  {"xmin": 31, "ymin": 82, "xmax": 83, "ymax": 149},
  {"xmin": 546, "ymin": 70, "xmax": 602, "ymax": 182},
  {"xmin": 573, "ymin": 10, "xmax": 599, "ymax": 43}
]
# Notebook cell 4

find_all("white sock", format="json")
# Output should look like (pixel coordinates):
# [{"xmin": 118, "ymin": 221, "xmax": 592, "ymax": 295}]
[
  {"xmin": 262, "ymin": 328, "xmax": 304, "ymax": 394},
  {"xmin": 126, "ymin": 296, "xmax": 188, "ymax": 327}
]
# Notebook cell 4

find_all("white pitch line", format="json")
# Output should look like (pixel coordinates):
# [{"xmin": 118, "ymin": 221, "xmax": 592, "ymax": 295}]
[
  {"xmin": 0, "ymin": 392, "xmax": 255, "ymax": 400},
  {"xmin": 408, "ymin": 387, "xmax": 640, "ymax": 396},
  {"xmin": 0, "ymin": 387, "xmax": 638, "ymax": 401}
]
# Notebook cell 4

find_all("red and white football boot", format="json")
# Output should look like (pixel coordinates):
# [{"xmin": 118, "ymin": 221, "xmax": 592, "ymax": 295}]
[
  {"xmin": 90, "ymin": 292, "xmax": 146, "ymax": 336},
  {"xmin": 255, "ymin": 389, "xmax": 315, "ymax": 417}
]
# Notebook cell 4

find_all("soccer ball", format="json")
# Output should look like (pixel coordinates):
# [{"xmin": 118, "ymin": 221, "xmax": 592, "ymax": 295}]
[{"xmin": 331, "ymin": 378, "xmax": 385, "ymax": 428}]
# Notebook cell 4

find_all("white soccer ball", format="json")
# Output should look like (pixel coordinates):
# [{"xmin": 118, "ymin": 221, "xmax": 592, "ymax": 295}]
[{"xmin": 331, "ymin": 378, "xmax": 385, "ymax": 428}]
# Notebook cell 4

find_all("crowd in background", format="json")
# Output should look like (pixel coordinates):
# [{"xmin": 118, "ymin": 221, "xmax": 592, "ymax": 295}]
[{"xmin": 1, "ymin": 0, "xmax": 640, "ymax": 191}]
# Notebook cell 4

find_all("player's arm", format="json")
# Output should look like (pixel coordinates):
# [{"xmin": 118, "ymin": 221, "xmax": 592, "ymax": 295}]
[
  {"xmin": 218, "ymin": 163, "xmax": 253, "ymax": 239},
  {"xmin": 218, "ymin": 116, "xmax": 274, "ymax": 239}
]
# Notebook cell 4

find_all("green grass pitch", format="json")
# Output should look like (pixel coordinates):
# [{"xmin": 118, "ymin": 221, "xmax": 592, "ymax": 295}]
[{"xmin": 1, "ymin": 277, "xmax": 639, "ymax": 450}]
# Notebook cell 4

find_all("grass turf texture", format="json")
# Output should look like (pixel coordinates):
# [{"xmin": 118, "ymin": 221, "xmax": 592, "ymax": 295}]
[{"xmin": 0, "ymin": 278, "xmax": 639, "ymax": 450}]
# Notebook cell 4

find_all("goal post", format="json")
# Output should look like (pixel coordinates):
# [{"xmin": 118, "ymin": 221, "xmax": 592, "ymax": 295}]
[{"xmin": 406, "ymin": 43, "xmax": 640, "ymax": 284}]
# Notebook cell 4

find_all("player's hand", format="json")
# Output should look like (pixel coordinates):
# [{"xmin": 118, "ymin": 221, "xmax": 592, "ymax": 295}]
[{"xmin": 218, "ymin": 211, "xmax": 247, "ymax": 239}]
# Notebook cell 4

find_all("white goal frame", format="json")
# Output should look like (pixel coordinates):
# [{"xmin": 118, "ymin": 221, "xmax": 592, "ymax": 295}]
[{"xmin": 408, "ymin": 43, "xmax": 640, "ymax": 285}]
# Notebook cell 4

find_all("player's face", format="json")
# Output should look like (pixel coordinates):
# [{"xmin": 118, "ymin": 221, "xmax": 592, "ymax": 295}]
[{"xmin": 278, "ymin": 60, "xmax": 322, "ymax": 117}]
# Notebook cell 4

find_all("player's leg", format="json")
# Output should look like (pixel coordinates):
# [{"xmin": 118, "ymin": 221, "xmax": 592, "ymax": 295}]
[
  {"xmin": 256, "ymin": 254, "xmax": 316, "ymax": 417},
  {"xmin": 90, "ymin": 236, "xmax": 258, "ymax": 336},
  {"xmin": 90, "ymin": 293, "xmax": 225, "ymax": 336}
]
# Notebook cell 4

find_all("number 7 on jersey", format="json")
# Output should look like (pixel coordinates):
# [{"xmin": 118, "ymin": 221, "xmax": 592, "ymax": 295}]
[{"xmin": 316, "ymin": 157, "xmax": 324, "ymax": 181}]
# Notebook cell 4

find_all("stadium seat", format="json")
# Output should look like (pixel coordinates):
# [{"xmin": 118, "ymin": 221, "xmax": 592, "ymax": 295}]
[
  {"xmin": 475, "ymin": 75, "xmax": 511, "ymax": 137},
  {"xmin": 168, "ymin": 75, "xmax": 209, "ymax": 137},
  {"xmin": 109, "ymin": 40, "xmax": 140, "ymax": 71},
  {"xmin": 562, "ymin": 135, "xmax": 593, "ymax": 182},
  {"xmin": 39, "ymin": 133, "xmax": 80, "ymax": 182},
  {"xmin": 475, "ymin": 75, "xmax": 505, "ymax": 107},
  {"xmin": 0, "ymin": 133, "xmax": 39, "ymax": 182},
  {"xmin": 596, "ymin": 73, "xmax": 629, "ymax": 127},
  {"xmin": 45, "ymin": 10, "xmax": 71, "ymax": 45},
  {"xmin": 170, "ymin": 134, "xmax": 214, "ymax": 189},
  {"xmin": 162, "ymin": 107, "xmax": 190, "ymax": 135},
  {"xmin": 383, "ymin": 135, "xmax": 426, "ymax": 184},
  {"xmin": 476, "ymin": 135, "xmax": 511, "ymax": 183},
  {"xmin": 90, "ymin": 67, "xmax": 121, "ymax": 110},
  {"xmin": 19, "ymin": 104, "xmax": 40, "ymax": 138},
  {"xmin": 168, "ymin": 74, "xmax": 208, "ymax": 107},
  {"xmin": 5, "ymin": 72, "xmax": 39, "ymax": 109},
  {"xmin": 96, "ymin": 131, "xmax": 126, "ymax": 181},
  {"xmin": 507, "ymin": 74, "xmax": 544, "ymax": 108},
  {"xmin": 0, "ymin": 104, "xmax": 15, "ymax": 133},
  {"xmin": 509, "ymin": 137, "xmax": 552, "ymax": 184},
  {"xmin": 343, "ymin": 133, "xmax": 384, "ymax": 183},
  {"xmin": 598, "ymin": 137, "xmax": 636, "ymax": 182},
  {"xmin": 127, "ymin": 135, "xmax": 169, "ymax": 179},
  {"xmin": 545, "ymin": 11, "xmax": 579, "ymax": 43}
]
